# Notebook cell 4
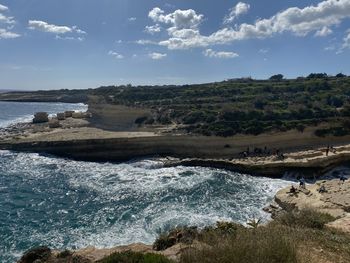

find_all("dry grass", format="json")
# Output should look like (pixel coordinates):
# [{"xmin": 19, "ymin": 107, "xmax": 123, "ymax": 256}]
[{"xmin": 152, "ymin": 209, "xmax": 350, "ymax": 263}]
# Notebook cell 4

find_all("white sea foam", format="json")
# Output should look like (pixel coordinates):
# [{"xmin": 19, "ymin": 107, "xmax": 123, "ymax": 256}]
[
  {"xmin": 1, "ymin": 151, "xmax": 291, "ymax": 261},
  {"xmin": 0, "ymin": 101, "xmax": 292, "ymax": 262}
]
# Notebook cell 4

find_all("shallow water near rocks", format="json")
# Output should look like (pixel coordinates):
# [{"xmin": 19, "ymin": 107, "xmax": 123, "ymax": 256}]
[{"xmin": 0, "ymin": 102, "xmax": 291, "ymax": 262}]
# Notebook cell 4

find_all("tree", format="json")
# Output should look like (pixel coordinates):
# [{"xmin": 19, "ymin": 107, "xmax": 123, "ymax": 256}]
[
  {"xmin": 336, "ymin": 73, "xmax": 347, "ymax": 78},
  {"xmin": 269, "ymin": 74, "xmax": 284, "ymax": 81},
  {"xmin": 307, "ymin": 73, "xmax": 328, "ymax": 79}
]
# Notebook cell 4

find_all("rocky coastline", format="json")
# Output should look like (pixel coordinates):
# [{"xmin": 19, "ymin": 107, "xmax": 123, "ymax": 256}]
[
  {"xmin": 5, "ymin": 111, "xmax": 350, "ymax": 262},
  {"xmin": 16, "ymin": 178, "xmax": 350, "ymax": 263},
  {"xmin": 1, "ymin": 119, "xmax": 350, "ymax": 177}
]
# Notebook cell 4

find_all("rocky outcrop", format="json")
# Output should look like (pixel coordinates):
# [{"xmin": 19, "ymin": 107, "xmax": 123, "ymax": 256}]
[
  {"xmin": 274, "ymin": 179, "xmax": 350, "ymax": 233},
  {"xmin": 33, "ymin": 112, "xmax": 49, "ymax": 123},
  {"xmin": 17, "ymin": 246, "xmax": 52, "ymax": 263},
  {"xmin": 1, "ymin": 132, "xmax": 350, "ymax": 178}
]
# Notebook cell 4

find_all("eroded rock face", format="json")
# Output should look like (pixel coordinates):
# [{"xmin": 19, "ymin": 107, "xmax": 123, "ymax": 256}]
[{"xmin": 33, "ymin": 112, "xmax": 49, "ymax": 123}]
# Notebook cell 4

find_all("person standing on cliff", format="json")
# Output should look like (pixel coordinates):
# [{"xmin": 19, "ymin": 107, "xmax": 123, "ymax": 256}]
[
  {"xmin": 326, "ymin": 145, "xmax": 330, "ymax": 156},
  {"xmin": 299, "ymin": 177, "xmax": 306, "ymax": 189}
]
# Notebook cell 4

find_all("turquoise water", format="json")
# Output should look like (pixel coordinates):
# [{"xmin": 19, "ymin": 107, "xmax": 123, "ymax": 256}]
[{"xmin": 0, "ymin": 102, "xmax": 290, "ymax": 262}]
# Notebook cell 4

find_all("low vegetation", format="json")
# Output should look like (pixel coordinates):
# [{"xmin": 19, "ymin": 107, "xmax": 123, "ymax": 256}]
[
  {"xmin": 154, "ymin": 209, "xmax": 349, "ymax": 263},
  {"xmin": 1, "ymin": 73, "xmax": 350, "ymax": 137},
  {"xmin": 17, "ymin": 209, "xmax": 350, "ymax": 263},
  {"xmin": 93, "ymin": 73, "xmax": 350, "ymax": 137},
  {"xmin": 97, "ymin": 251, "xmax": 173, "ymax": 263}
]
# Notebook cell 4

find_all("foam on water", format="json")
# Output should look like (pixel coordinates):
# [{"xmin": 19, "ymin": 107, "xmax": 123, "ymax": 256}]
[
  {"xmin": 0, "ymin": 101, "xmax": 293, "ymax": 262},
  {"xmin": 0, "ymin": 151, "xmax": 291, "ymax": 262}
]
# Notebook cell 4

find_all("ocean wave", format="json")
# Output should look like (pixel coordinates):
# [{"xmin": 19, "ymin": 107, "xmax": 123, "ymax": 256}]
[{"xmin": 0, "ymin": 151, "xmax": 291, "ymax": 262}]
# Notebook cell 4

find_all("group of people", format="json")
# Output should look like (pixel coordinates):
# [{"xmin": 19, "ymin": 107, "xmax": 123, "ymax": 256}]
[
  {"xmin": 289, "ymin": 175, "xmax": 348, "ymax": 194},
  {"xmin": 288, "ymin": 177, "xmax": 307, "ymax": 194},
  {"xmin": 325, "ymin": 145, "xmax": 337, "ymax": 156},
  {"xmin": 239, "ymin": 146, "xmax": 285, "ymax": 159}
]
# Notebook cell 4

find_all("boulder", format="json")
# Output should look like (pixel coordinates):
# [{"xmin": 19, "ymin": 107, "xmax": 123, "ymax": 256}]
[
  {"xmin": 57, "ymin": 113, "xmax": 65, "ymax": 120},
  {"xmin": 64, "ymin": 111, "xmax": 75, "ymax": 118},
  {"xmin": 72, "ymin": 112, "xmax": 85, "ymax": 119},
  {"xmin": 33, "ymin": 112, "xmax": 49, "ymax": 123},
  {"xmin": 49, "ymin": 119, "xmax": 60, "ymax": 128},
  {"xmin": 72, "ymin": 112, "xmax": 92, "ymax": 119}
]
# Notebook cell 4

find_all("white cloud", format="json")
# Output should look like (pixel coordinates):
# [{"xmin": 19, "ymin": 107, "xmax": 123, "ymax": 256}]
[
  {"xmin": 0, "ymin": 4, "xmax": 20, "ymax": 39},
  {"xmin": 128, "ymin": 17, "xmax": 137, "ymax": 22},
  {"xmin": 108, "ymin": 51, "xmax": 124, "ymax": 59},
  {"xmin": 0, "ymin": 28, "xmax": 20, "ymax": 39},
  {"xmin": 203, "ymin": 49, "xmax": 239, "ymax": 59},
  {"xmin": 258, "ymin": 48, "xmax": 269, "ymax": 54},
  {"xmin": 224, "ymin": 2, "xmax": 250, "ymax": 24},
  {"xmin": 145, "ymin": 24, "xmax": 161, "ymax": 34},
  {"xmin": 55, "ymin": 35, "xmax": 84, "ymax": 41},
  {"xmin": 155, "ymin": 0, "xmax": 350, "ymax": 50},
  {"xmin": 0, "ymin": 13, "xmax": 14, "ymax": 24},
  {"xmin": 341, "ymin": 30, "xmax": 350, "ymax": 49},
  {"xmin": 315, "ymin": 26, "xmax": 333, "ymax": 36},
  {"xmin": 28, "ymin": 20, "xmax": 86, "ymax": 35},
  {"xmin": 72, "ymin": 25, "xmax": 86, "ymax": 34},
  {"xmin": 149, "ymin": 7, "xmax": 203, "ymax": 31},
  {"xmin": 0, "ymin": 4, "xmax": 8, "ymax": 11},
  {"xmin": 149, "ymin": 52, "xmax": 167, "ymax": 60},
  {"xmin": 135, "ymin": 39, "xmax": 157, "ymax": 45},
  {"xmin": 28, "ymin": 20, "xmax": 72, "ymax": 34}
]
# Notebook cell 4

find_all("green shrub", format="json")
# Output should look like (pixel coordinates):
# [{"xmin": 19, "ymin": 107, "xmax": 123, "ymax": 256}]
[
  {"xmin": 276, "ymin": 209, "xmax": 335, "ymax": 229},
  {"xmin": 153, "ymin": 226, "xmax": 199, "ymax": 251},
  {"xmin": 56, "ymin": 250, "xmax": 72, "ymax": 258},
  {"xmin": 180, "ymin": 225, "xmax": 297, "ymax": 263},
  {"xmin": 98, "ymin": 251, "xmax": 173, "ymax": 263}
]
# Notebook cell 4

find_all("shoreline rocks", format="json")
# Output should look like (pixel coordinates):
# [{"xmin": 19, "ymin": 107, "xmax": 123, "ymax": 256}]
[
  {"xmin": 33, "ymin": 112, "xmax": 49, "ymax": 123},
  {"xmin": 57, "ymin": 113, "xmax": 65, "ymax": 120}
]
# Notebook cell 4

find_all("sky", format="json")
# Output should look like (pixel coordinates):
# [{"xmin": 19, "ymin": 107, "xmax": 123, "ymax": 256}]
[{"xmin": 0, "ymin": 0, "xmax": 350, "ymax": 90}]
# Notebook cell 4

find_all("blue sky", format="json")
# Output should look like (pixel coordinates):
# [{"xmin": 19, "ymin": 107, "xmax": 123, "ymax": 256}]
[{"xmin": 0, "ymin": 0, "xmax": 350, "ymax": 90}]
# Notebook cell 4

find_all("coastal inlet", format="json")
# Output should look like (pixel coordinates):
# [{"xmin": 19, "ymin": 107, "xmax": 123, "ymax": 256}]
[
  {"xmin": 0, "ymin": 101, "xmax": 292, "ymax": 262},
  {"xmin": 0, "ymin": 152, "xmax": 290, "ymax": 262}
]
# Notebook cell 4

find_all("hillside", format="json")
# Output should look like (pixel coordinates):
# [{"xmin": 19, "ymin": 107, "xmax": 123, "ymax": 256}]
[{"xmin": 1, "ymin": 73, "xmax": 350, "ymax": 137}]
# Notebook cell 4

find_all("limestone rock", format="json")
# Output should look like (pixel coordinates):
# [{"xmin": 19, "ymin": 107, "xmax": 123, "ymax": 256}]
[
  {"xmin": 72, "ymin": 112, "xmax": 91, "ymax": 119},
  {"xmin": 64, "ymin": 111, "xmax": 75, "ymax": 118},
  {"xmin": 57, "ymin": 113, "xmax": 65, "ymax": 120},
  {"xmin": 49, "ymin": 119, "xmax": 60, "ymax": 129},
  {"xmin": 33, "ymin": 112, "xmax": 49, "ymax": 123}
]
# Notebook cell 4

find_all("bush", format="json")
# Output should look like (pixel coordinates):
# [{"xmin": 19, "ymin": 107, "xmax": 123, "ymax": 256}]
[
  {"xmin": 98, "ymin": 251, "xmax": 174, "ymax": 263},
  {"xmin": 135, "ymin": 116, "xmax": 148, "ymax": 124},
  {"xmin": 180, "ymin": 225, "xmax": 297, "ymax": 263},
  {"xmin": 153, "ymin": 226, "xmax": 199, "ymax": 251},
  {"xmin": 276, "ymin": 209, "xmax": 335, "ymax": 229}
]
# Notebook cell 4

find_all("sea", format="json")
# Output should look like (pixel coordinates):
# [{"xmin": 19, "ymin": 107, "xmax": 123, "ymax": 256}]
[{"xmin": 0, "ymin": 101, "xmax": 293, "ymax": 262}]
